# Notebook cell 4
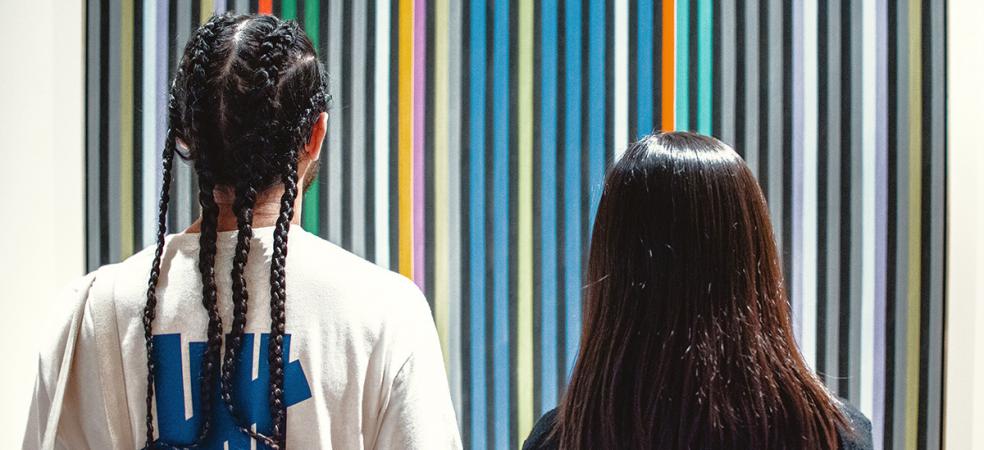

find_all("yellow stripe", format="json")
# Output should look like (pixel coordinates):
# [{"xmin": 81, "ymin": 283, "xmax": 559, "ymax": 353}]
[
  {"xmin": 201, "ymin": 0, "xmax": 214, "ymax": 19},
  {"xmin": 120, "ymin": 0, "xmax": 134, "ymax": 257},
  {"xmin": 398, "ymin": 0, "xmax": 414, "ymax": 279},
  {"xmin": 434, "ymin": 0, "xmax": 450, "ymax": 367},
  {"xmin": 905, "ymin": 0, "xmax": 922, "ymax": 448},
  {"xmin": 517, "ymin": 0, "xmax": 535, "ymax": 446}
]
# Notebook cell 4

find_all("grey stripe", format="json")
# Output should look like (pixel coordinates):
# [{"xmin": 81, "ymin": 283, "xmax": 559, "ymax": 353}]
[
  {"xmin": 350, "ymin": 0, "xmax": 367, "ymax": 257},
  {"xmin": 789, "ymin": 0, "xmax": 804, "ymax": 341},
  {"xmin": 719, "ymin": 0, "xmax": 736, "ymax": 146},
  {"xmin": 767, "ymin": 0, "xmax": 783, "ymax": 257},
  {"xmin": 891, "ymin": 0, "xmax": 910, "ymax": 447},
  {"xmin": 822, "ymin": 0, "xmax": 842, "ymax": 389},
  {"xmin": 87, "ymin": 0, "xmax": 102, "ymax": 269},
  {"xmin": 925, "ymin": 0, "xmax": 945, "ymax": 446},
  {"xmin": 742, "ymin": 0, "xmax": 760, "ymax": 175},
  {"xmin": 108, "ymin": 0, "xmax": 122, "ymax": 261},
  {"xmin": 848, "ymin": 0, "xmax": 864, "ymax": 406},
  {"xmin": 328, "ymin": 0, "xmax": 344, "ymax": 244},
  {"xmin": 447, "ymin": 0, "xmax": 463, "ymax": 425},
  {"xmin": 174, "ymin": 0, "xmax": 193, "ymax": 231}
]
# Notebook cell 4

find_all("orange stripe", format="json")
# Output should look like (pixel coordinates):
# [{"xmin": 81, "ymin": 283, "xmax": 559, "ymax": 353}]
[
  {"xmin": 258, "ymin": 0, "xmax": 272, "ymax": 15},
  {"xmin": 398, "ymin": 0, "xmax": 414, "ymax": 278},
  {"xmin": 660, "ymin": 0, "xmax": 675, "ymax": 130}
]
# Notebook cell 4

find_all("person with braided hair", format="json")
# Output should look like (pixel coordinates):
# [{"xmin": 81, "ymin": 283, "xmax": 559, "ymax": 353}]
[{"xmin": 24, "ymin": 13, "xmax": 460, "ymax": 450}]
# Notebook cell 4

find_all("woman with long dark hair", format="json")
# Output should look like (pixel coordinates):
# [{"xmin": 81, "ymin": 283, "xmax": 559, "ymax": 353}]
[
  {"xmin": 524, "ymin": 132, "xmax": 871, "ymax": 450},
  {"xmin": 25, "ymin": 14, "xmax": 459, "ymax": 449}
]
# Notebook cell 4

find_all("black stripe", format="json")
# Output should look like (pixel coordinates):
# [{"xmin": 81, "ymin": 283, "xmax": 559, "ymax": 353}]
[
  {"xmin": 388, "ymin": 0, "xmax": 399, "ymax": 266},
  {"xmin": 816, "ymin": 0, "xmax": 828, "ymax": 384},
  {"xmin": 733, "ymin": 0, "xmax": 745, "ymax": 158},
  {"xmin": 166, "ymin": 0, "xmax": 177, "ymax": 232},
  {"xmin": 627, "ymin": 0, "xmax": 637, "ymax": 139},
  {"xmin": 758, "ymin": 0, "xmax": 769, "ymax": 196},
  {"xmin": 134, "ymin": 0, "xmax": 144, "ymax": 249},
  {"xmin": 712, "ymin": 0, "xmax": 722, "ymax": 138},
  {"xmin": 99, "ymin": 0, "xmax": 110, "ymax": 265},
  {"xmin": 297, "ymin": 0, "xmax": 305, "ymax": 26},
  {"xmin": 273, "ymin": 0, "xmax": 282, "ymax": 17},
  {"xmin": 837, "ymin": 0, "xmax": 852, "ymax": 399},
  {"xmin": 365, "ymin": 0, "xmax": 376, "ymax": 260},
  {"xmin": 341, "ymin": 0, "xmax": 352, "ymax": 250},
  {"xmin": 189, "ymin": 0, "xmax": 202, "ymax": 220},
  {"xmin": 884, "ymin": 0, "xmax": 897, "ymax": 445},
  {"xmin": 250, "ymin": 0, "xmax": 258, "ymax": 14},
  {"xmin": 318, "ymin": 0, "xmax": 330, "ymax": 238},
  {"xmin": 508, "ymin": 0, "xmax": 519, "ymax": 443},
  {"xmin": 459, "ymin": 0, "xmax": 472, "ymax": 439},
  {"xmin": 425, "ymin": 0, "xmax": 436, "ymax": 306},
  {"xmin": 555, "ymin": 0, "xmax": 567, "ymax": 399},
  {"xmin": 531, "ymin": 0, "xmax": 543, "ymax": 419},
  {"xmin": 782, "ymin": 0, "xmax": 794, "ymax": 301},
  {"xmin": 653, "ymin": 0, "xmax": 662, "ymax": 132},
  {"xmin": 689, "ymin": 1, "xmax": 698, "ymax": 130},
  {"xmin": 917, "ymin": 0, "xmax": 933, "ymax": 445}
]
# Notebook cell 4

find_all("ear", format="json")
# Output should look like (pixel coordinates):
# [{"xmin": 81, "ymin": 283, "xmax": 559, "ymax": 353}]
[{"xmin": 303, "ymin": 112, "xmax": 328, "ymax": 162}]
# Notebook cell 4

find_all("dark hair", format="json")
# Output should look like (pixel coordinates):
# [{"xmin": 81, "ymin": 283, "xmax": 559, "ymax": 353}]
[
  {"xmin": 554, "ymin": 132, "xmax": 849, "ymax": 449},
  {"xmin": 142, "ymin": 13, "xmax": 329, "ymax": 449}
]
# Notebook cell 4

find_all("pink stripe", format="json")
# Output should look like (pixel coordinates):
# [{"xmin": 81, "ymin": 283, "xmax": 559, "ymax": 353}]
[{"xmin": 413, "ymin": 0, "xmax": 427, "ymax": 290}]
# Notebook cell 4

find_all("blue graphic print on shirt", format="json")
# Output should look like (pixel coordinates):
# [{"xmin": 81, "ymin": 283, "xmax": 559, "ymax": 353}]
[{"xmin": 152, "ymin": 333, "xmax": 311, "ymax": 449}]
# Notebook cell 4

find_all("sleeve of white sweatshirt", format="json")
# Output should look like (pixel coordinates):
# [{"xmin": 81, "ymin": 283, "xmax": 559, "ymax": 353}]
[{"xmin": 372, "ymin": 281, "xmax": 462, "ymax": 450}]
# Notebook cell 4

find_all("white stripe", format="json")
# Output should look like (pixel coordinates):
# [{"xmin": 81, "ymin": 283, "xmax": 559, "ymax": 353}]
[
  {"xmin": 374, "ymin": 0, "xmax": 391, "ymax": 268},
  {"xmin": 801, "ymin": 0, "xmax": 818, "ymax": 370},
  {"xmin": 860, "ymin": 0, "xmax": 876, "ymax": 418},
  {"xmin": 142, "ymin": 0, "xmax": 157, "ymax": 248},
  {"xmin": 613, "ymin": 0, "xmax": 628, "ymax": 160}
]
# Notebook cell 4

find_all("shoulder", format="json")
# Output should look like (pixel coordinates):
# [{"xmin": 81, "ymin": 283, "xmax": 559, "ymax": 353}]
[
  {"xmin": 523, "ymin": 408, "xmax": 559, "ymax": 450},
  {"xmin": 837, "ymin": 400, "xmax": 873, "ymax": 450}
]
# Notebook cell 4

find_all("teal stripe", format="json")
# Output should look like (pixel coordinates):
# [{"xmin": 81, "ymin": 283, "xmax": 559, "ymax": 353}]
[
  {"xmin": 697, "ymin": 0, "xmax": 713, "ymax": 134},
  {"xmin": 675, "ymin": 0, "xmax": 690, "ymax": 130}
]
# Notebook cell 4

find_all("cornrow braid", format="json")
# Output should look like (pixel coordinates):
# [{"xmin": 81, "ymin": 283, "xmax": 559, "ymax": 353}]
[{"xmin": 144, "ymin": 13, "xmax": 329, "ymax": 449}]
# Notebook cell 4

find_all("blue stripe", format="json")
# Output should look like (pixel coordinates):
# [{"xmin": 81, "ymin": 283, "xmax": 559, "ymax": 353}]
[
  {"xmin": 563, "ymin": 0, "xmax": 582, "ymax": 378},
  {"xmin": 491, "ymin": 0, "xmax": 510, "ymax": 447},
  {"xmin": 587, "ymin": 0, "xmax": 606, "ymax": 230},
  {"xmin": 468, "ymin": 0, "xmax": 487, "ymax": 447},
  {"xmin": 676, "ymin": 0, "xmax": 691, "ymax": 130},
  {"xmin": 636, "ymin": 0, "xmax": 654, "ymax": 137},
  {"xmin": 697, "ymin": 0, "xmax": 713, "ymax": 134},
  {"xmin": 539, "ymin": 0, "xmax": 559, "ymax": 414}
]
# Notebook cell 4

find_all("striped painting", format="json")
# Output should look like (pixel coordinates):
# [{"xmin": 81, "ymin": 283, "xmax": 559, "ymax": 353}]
[{"xmin": 84, "ymin": 0, "xmax": 947, "ymax": 449}]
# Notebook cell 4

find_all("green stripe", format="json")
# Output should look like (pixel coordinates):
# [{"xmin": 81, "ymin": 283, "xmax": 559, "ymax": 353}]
[
  {"xmin": 301, "ymin": 0, "xmax": 320, "ymax": 233},
  {"xmin": 282, "ymin": 0, "xmax": 296, "ymax": 19}
]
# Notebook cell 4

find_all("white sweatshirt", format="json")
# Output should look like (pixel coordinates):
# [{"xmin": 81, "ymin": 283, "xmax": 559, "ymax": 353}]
[{"xmin": 24, "ymin": 226, "xmax": 462, "ymax": 450}]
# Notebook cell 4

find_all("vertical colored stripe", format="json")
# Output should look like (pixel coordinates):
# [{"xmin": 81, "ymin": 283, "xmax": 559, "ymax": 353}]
[
  {"xmin": 281, "ymin": 0, "xmax": 295, "ymax": 18},
  {"xmin": 696, "ymin": 0, "xmax": 712, "ymax": 134},
  {"xmin": 446, "ymin": 0, "xmax": 464, "ymax": 422},
  {"xmin": 587, "ymin": 0, "xmax": 605, "ymax": 224},
  {"xmin": 413, "ymin": 0, "xmax": 427, "ymax": 288},
  {"xmin": 350, "ymin": 0, "xmax": 368, "ymax": 258},
  {"xmin": 491, "ymin": 1, "xmax": 509, "ymax": 446},
  {"xmin": 562, "ymin": 0, "xmax": 582, "ymax": 377},
  {"xmin": 660, "ymin": 0, "xmax": 675, "ymax": 130},
  {"xmin": 398, "ymin": 0, "xmax": 414, "ymax": 279},
  {"xmin": 141, "ymin": 0, "xmax": 157, "ymax": 248},
  {"xmin": 467, "ymin": 0, "xmax": 488, "ymax": 446},
  {"xmin": 904, "ymin": 0, "xmax": 922, "ymax": 447},
  {"xmin": 258, "ymin": 0, "xmax": 271, "ymax": 15},
  {"xmin": 613, "ymin": 0, "xmax": 628, "ymax": 158},
  {"xmin": 538, "ymin": 0, "xmax": 559, "ymax": 415},
  {"xmin": 516, "ymin": 0, "xmax": 534, "ymax": 445},
  {"xmin": 433, "ymin": 0, "xmax": 450, "ymax": 369},
  {"xmin": 636, "ymin": 0, "xmax": 654, "ymax": 137},
  {"xmin": 675, "ymin": 0, "xmax": 689, "ymax": 131},
  {"xmin": 374, "ymin": 0, "xmax": 391, "ymax": 268},
  {"xmin": 302, "ymin": 0, "xmax": 320, "ymax": 233}
]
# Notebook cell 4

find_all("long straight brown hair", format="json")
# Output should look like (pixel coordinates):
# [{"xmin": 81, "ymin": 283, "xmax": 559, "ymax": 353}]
[{"xmin": 555, "ymin": 132, "xmax": 849, "ymax": 449}]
